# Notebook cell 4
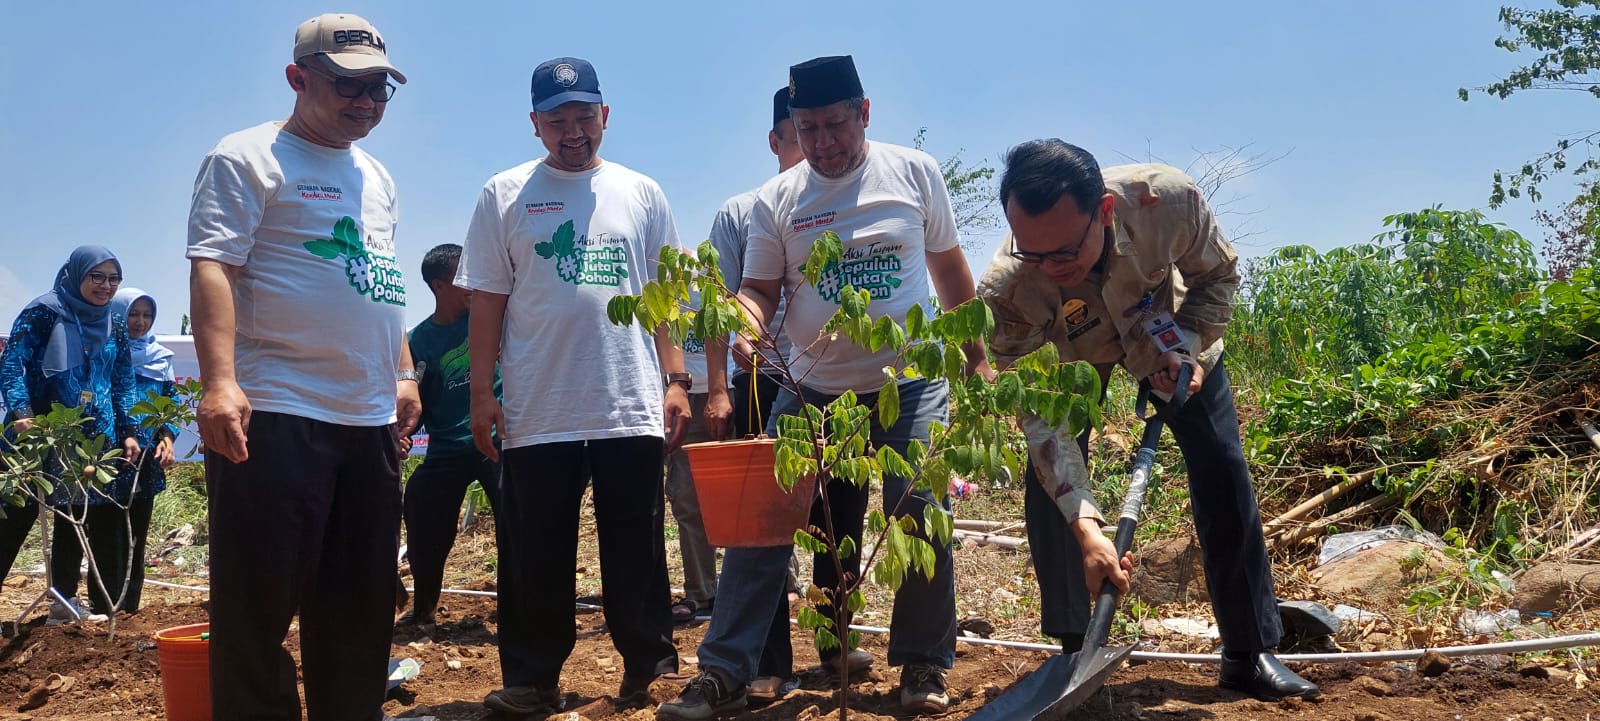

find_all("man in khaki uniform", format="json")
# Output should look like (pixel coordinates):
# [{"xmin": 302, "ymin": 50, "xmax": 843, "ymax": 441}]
[{"xmin": 977, "ymin": 139, "xmax": 1319, "ymax": 702}]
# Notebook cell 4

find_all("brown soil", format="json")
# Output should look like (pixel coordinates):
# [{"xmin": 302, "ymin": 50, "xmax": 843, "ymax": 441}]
[{"xmin": 1, "ymin": 581, "xmax": 1595, "ymax": 721}]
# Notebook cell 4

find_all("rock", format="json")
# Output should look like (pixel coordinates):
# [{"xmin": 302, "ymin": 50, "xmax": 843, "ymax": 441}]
[
  {"xmin": 1355, "ymin": 713, "xmax": 1393, "ymax": 721},
  {"xmin": 1316, "ymin": 543, "xmax": 1461, "ymax": 607},
  {"xmin": 1513, "ymin": 562, "xmax": 1600, "ymax": 613},
  {"xmin": 1138, "ymin": 618, "xmax": 1166, "ymax": 639},
  {"xmin": 1130, "ymin": 534, "xmax": 1209, "ymax": 605},
  {"xmin": 17, "ymin": 686, "xmax": 49, "ymax": 712},
  {"xmin": 1416, "ymin": 650, "xmax": 1452, "ymax": 677},
  {"xmin": 1546, "ymin": 668, "xmax": 1573, "ymax": 684},
  {"xmin": 1348, "ymin": 675, "xmax": 1392, "ymax": 696}
]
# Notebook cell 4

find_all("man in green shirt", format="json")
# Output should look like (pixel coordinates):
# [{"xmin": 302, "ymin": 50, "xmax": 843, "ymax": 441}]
[{"xmin": 400, "ymin": 243, "xmax": 502, "ymax": 629}]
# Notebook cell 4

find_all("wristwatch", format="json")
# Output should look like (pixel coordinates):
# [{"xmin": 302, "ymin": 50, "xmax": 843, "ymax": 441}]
[
  {"xmin": 665, "ymin": 372, "xmax": 692, "ymax": 391},
  {"xmin": 397, "ymin": 369, "xmax": 420, "ymax": 383}
]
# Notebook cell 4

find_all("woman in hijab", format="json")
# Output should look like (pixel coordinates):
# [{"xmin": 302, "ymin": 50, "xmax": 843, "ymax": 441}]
[
  {"xmin": 46, "ymin": 287, "xmax": 178, "ymax": 615},
  {"xmin": 0, "ymin": 245, "xmax": 141, "ymax": 622}
]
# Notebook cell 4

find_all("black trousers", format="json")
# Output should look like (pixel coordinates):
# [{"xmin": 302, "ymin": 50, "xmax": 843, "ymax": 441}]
[
  {"xmin": 734, "ymin": 371, "xmax": 795, "ymax": 677},
  {"xmin": 50, "ymin": 498, "xmax": 155, "ymax": 614},
  {"xmin": 1027, "ymin": 361, "xmax": 1282, "ymax": 653},
  {"xmin": 497, "ymin": 436, "xmax": 677, "ymax": 688},
  {"xmin": 402, "ymin": 452, "xmax": 499, "ymax": 619},
  {"xmin": 206, "ymin": 411, "xmax": 403, "ymax": 721},
  {"xmin": 0, "ymin": 496, "xmax": 39, "ymax": 582}
]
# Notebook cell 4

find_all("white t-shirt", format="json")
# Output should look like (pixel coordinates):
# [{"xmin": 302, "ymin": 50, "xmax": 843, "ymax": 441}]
[
  {"xmin": 709, "ymin": 189, "xmax": 790, "ymax": 376},
  {"xmin": 186, "ymin": 122, "xmax": 404, "ymax": 427},
  {"xmin": 457, "ymin": 159, "xmax": 680, "ymax": 448},
  {"xmin": 745, "ymin": 142, "xmax": 959, "ymax": 394}
]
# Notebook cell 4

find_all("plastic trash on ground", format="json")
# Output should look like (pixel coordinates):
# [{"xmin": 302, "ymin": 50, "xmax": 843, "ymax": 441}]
[
  {"xmin": 387, "ymin": 657, "xmax": 422, "ymax": 690},
  {"xmin": 1457, "ymin": 609, "xmax": 1520, "ymax": 637},
  {"xmin": 1317, "ymin": 525, "xmax": 1447, "ymax": 566}
]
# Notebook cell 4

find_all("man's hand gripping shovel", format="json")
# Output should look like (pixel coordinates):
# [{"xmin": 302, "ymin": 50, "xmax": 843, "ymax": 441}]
[{"xmin": 967, "ymin": 364, "xmax": 1193, "ymax": 721}]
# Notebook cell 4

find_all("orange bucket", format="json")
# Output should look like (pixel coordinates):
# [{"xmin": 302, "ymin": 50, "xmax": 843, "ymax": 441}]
[
  {"xmin": 154, "ymin": 622, "xmax": 211, "ymax": 721},
  {"xmin": 686, "ymin": 438, "xmax": 817, "ymax": 547}
]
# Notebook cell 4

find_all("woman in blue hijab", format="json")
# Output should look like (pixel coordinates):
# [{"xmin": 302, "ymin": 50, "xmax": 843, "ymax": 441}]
[
  {"xmin": 46, "ymin": 287, "xmax": 179, "ymax": 615},
  {"xmin": 0, "ymin": 245, "xmax": 141, "ymax": 621}
]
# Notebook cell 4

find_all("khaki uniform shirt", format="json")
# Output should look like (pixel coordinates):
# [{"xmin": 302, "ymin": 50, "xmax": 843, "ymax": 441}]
[{"xmin": 977, "ymin": 163, "xmax": 1240, "ymax": 523}]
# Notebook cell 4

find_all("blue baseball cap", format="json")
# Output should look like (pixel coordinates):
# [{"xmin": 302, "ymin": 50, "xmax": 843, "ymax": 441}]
[{"xmin": 531, "ymin": 57, "xmax": 603, "ymax": 112}]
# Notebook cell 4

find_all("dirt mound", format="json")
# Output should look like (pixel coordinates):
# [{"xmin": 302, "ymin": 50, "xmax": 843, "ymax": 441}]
[{"xmin": 1, "ymin": 600, "xmax": 208, "ymax": 717}]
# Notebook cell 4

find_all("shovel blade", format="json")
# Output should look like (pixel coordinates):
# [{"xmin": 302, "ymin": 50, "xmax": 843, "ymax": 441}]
[{"xmin": 965, "ymin": 644, "xmax": 1134, "ymax": 721}]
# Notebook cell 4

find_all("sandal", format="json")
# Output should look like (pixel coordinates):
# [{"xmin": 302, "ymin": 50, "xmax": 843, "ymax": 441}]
[{"xmin": 670, "ymin": 597, "xmax": 711, "ymax": 624}]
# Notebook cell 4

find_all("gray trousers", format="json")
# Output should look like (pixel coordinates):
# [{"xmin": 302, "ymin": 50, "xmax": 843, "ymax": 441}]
[{"xmin": 665, "ymin": 393, "xmax": 718, "ymax": 603}]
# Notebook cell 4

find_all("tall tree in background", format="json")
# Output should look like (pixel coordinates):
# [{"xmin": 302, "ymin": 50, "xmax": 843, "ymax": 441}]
[
  {"xmin": 1461, "ymin": 1, "xmax": 1600, "ymax": 275},
  {"xmin": 913, "ymin": 128, "xmax": 1000, "ymax": 251}
]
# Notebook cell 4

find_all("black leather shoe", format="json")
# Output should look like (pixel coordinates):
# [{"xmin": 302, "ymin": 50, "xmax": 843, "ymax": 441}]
[{"xmin": 1218, "ymin": 651, "xmax": 1320, "ymax": 701}]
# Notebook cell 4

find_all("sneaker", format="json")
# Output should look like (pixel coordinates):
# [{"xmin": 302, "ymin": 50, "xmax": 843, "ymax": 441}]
[
  {"xmin": 898, "ymin": 663, "xmax": 950, "ymax": 714},
  {"xmin": 657, "ymin": 668, "xmax": 747, "ymax": 720},
  {"xmin": 748, "ymin": 675, "xmax": 797, "ymax": 705},
  {"xmin": 483, "ymin": 685, "xmax": 562, "ymax": 714},
  {"xmin": 46, "ymin": 597, "xmax": 107, "ymax": 626}
]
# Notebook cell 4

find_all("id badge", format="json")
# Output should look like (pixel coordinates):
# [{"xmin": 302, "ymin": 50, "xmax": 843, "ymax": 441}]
[
  {"xmin": 1142, "ymin": 311, "xmax": 1187, "ymax": 353},
  {"xmin": 79, "ymin": 390, "xmax": 95, "ymax": 407}
]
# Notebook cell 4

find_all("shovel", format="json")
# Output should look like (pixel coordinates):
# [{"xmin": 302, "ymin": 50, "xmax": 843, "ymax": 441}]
[{"xmin": 968, "ymin": 364, "xmax": 1193, "ymax": 721}]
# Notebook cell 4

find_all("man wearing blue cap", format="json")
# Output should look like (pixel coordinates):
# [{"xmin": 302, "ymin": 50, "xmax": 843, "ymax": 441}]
[
  {"xmin": 457, "ymin": 56, "xmax": 689, "ymax": 715},
  {"xmin": 661, "ymin": 55, "xmax": 989, "ymax": 719}
]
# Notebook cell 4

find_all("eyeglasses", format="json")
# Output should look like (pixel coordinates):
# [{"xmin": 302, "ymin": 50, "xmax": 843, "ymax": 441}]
[
  {"xmin": 300, "ymin": 62, "xmax": 396, "ymax": 103},
  {"xmin": 1010, "ymin": 211, "xmax": 1098, "ymax": 265},
  {"xmin": 85, "ymin": 271, "xmax": 122, "ymax": 287}
]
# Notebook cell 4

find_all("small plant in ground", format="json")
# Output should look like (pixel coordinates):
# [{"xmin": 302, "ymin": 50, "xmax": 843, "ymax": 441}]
[
  {"xmin": 0, "ymin": 380, "xmax": 198, "ymax": 639},
  {"xmin": 610, "ymin": 232, "xmax": 1101, "ymax": 719}
]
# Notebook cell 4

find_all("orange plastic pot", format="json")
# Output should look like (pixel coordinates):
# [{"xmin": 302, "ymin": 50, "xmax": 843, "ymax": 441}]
[
  {"xmin": 685, "ymin": 438, "xmax": 817, "ymax": 547},
  {"xmin": 154, "ymin": 622, "xmax": 211, "ymax": 721}
]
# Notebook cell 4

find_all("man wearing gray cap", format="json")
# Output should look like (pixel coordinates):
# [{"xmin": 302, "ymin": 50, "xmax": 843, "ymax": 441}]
[
  {"xmin": 661, "ymin": 55, "xmax": 989, "ymax": 719},
  {"xmin": 458, "ymin": 56, "xmax": 687, "ymax": 715},
  {"xmin": 186, "ymin": 13, "xmax": 417, "ymax": 720}
]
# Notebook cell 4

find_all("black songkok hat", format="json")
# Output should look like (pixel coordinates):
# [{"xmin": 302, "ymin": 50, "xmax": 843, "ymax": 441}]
[
  {"xmin": 772, "ymin": 86, "xmax": 792, "ymax": 127},
  {"xmin": 788, "ymin": 55, "xmax": 864, "ymax": 109}
]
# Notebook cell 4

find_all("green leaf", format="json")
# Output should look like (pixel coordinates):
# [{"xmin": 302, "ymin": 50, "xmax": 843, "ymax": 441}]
[
  {"xmin": 905, "ymin": 302, "xmax": 926, "ymax": 339},
  {"xmin": 846, "ymin": 590, "xmax": 866, "ymax": 614},
  {"xmin": 553, "ymin": 219, "xmax": 577, "ymax": 256},
  {"xmin": 943, "ymin": 343, "xmax": 965, "ymax": 379},
  {"xmin": 867, "ymin": 509, "xmax": 889, "ymax": 535},
  {"xmin": 877, "ymin": 375, "xmax": 901, "ymax": 431},
  {"xmin": 814, "ymin": 628, "xmax": 840, "ymax": 653},
  {"xmin": 838, "ymin": 535, "xmax": 856, "ymax": 559},
  {"xmin": 534, "ymin": 241, "xmax": 556, "ymax": 259},
  {"xmin": 794, "ymin": 529, "xmax": 828, "ymax": 554},
  {"xmin": 994, "ymin": 372, "xmax": 1023, "ymax": 410},
  {"xmin": 905, "ymin": 438, "xmax": 927, "ymax": 469},
  {"xmin": 331, "ymin": 216, "xmax": 364, "ymax": 255},
  {"xmin": 924, "ymin": 504, "xmax": 953, "ymax": 546},
  {"xmin": 877, "ymin": 445, "xmax": 914, "ymax": 480},
  {"xmin": 302, "ymin": 239, "xmax": 344, "ymax": 259}
]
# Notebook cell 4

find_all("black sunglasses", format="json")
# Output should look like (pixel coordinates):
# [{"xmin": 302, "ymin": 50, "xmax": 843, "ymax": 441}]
[
  {"xmin": 85, "ymin": 271, "xmax": 123, "ymax": 287},
  {"xmin": 1010, "ymin": 210, "xmax": 1098, "ymax": 265},
  {"xmin": 300, "ymin": 62, "xmax": 396, "ymax": 103}
]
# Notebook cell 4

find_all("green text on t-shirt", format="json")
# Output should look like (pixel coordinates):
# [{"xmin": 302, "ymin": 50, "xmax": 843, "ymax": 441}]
[
  {"xmin": 302, "ymin": 216, "xmax": 406, "ymax": 306},
  {"xmin": 535, "ymin": 219, "xmax": 632, "ymax": 287}
]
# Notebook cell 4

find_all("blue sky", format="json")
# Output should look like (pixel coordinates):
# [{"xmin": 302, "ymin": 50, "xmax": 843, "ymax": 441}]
[{"xmin": 0, "ymin": 1, "xmax": 1588, "ymax": 333}]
